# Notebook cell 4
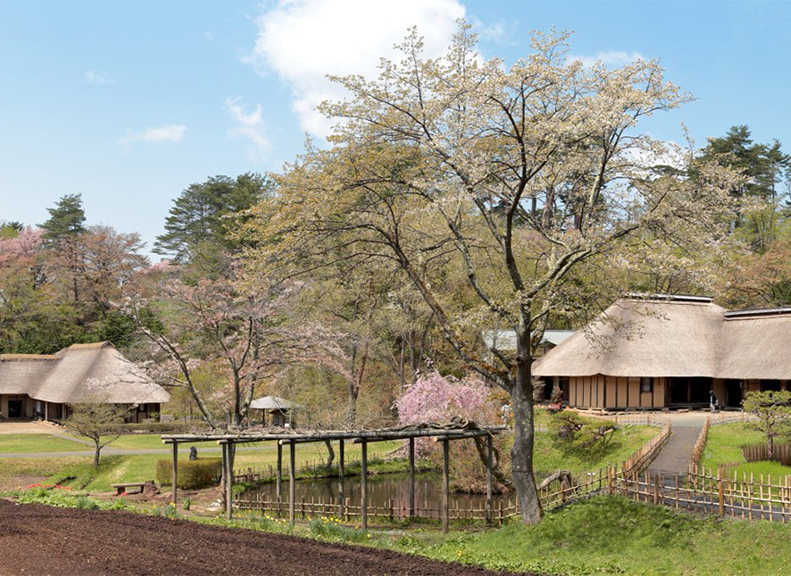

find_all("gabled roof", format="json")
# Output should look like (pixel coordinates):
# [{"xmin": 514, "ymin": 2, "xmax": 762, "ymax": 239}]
[
  {"xmin": 250, "ymin": 396, "xmax": 300, "ymax": 410},
  {"xmin": 482, "ymin": 329, "xmax": 576, "ymax": 351},
  {"xmin": 533, "ymin": 296, "xmax": 791, "ymax": 380},
  {"xmin": 0, "ymin": 342, "xmax": 170, "ymax": 404}
]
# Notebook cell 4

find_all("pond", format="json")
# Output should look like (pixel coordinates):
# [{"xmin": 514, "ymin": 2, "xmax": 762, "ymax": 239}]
[
  {"xmin": 743, "ymin": 443, "xmax": 791, "ymax": 466},
  {"xmin": 243, "ymin": 472, "xmax": 514, "ymax": 520}
]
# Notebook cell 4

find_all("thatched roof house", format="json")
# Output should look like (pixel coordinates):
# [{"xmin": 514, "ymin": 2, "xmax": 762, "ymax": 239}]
[
  {"xmin": 250, "ymin": 395, "xmax": 301, "ymax": 427},
  {"xmin": 0, "ymin": 342, "xmax": 169, "ymax": 422},
  {"xmin": 533, "ymin": 295, "xmax": 791, "ymax": 410}
]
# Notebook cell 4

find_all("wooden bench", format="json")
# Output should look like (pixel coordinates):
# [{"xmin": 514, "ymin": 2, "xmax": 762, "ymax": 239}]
[{"xmin": 111, "ymin": 482, "xmax": 146, "ymax": 496}]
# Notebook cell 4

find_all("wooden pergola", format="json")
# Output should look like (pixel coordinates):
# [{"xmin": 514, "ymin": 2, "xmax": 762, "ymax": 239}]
[{"xmin": 161, "ymin": 425, "xmax": 505, "ymax": 533}]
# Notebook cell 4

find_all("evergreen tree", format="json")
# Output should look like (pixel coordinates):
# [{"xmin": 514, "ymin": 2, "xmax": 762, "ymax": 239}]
[
  {"xmin": 154, "ymin": 173, "xmax": 274, "ymax": 264},
  {"xmin": 696, "ymin": 126, "xmax": 790, "ymax": 251},
  {"xmin": 40, "ymin": 193, "xmax": 86, "ymax": 242}
]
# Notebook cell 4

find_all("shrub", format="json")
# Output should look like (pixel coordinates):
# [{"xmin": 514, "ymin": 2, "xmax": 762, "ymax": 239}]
[
  {"xmin": 119, "ymin": 421, "xmax": 201, "ymax": 434},
  {"xmin": 156, "ymin": 458, "xmax": 222, "ymax": 489}
]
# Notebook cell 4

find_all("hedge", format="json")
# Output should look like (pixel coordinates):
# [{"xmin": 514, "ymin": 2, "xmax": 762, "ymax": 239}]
[
  {"xmin": 156, "ymin": 458, "xmax": 222, "ymax": 490},
  {"xmin": 119, "ymin": 421, "xmax": 203, "ymax": 434}
]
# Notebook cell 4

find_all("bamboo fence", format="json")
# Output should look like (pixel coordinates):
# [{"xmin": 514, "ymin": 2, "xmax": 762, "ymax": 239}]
[{"xmin": 687, "ymin": 416, "xmax": 710, "ymax": 472}]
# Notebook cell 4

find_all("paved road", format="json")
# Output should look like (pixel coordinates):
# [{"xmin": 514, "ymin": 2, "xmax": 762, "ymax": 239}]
[{"xmin": 646, "ymin": 414, "xmax": 707, "ymax": 477}]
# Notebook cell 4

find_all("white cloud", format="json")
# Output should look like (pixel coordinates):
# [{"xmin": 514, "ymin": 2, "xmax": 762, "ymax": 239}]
[
  {"xmin": 244, "ymin": 0, "xmax": 466, "ymax": 137},
  {"xmin": 117, "ymin": 124, "xmax": 187, "ymax": 148},
  {"xmin": 224, "ymin": 97, "xmax": 271, "ymax": 162},
  {"xmin": 567, "ymin": 51, "xmax": 646, "ymax": 68},
  {"xmin": 84, "ymin": 70, "xmax": 115, "ymax": 85}
]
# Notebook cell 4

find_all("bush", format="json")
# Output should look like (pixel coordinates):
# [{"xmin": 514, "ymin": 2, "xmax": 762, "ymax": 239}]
[
  {"xmin": 156, "ymin": 458, "xmax": 222, "ymax": 489},
  {"xmin": 119, "ymin": 421, "xmax": 202, "ymax": 434}
]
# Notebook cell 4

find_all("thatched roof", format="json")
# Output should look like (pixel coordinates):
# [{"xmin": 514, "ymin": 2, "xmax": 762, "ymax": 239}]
[
  {"xmin": 249, "ymin": 396, "xmax": 300, "ymax": 411},
  {"xmin": 533, "ymin": 296, "xmax": 791, "ymax": 380},
  {"xmin": 0, "ymin": 342, "xmax": 170, "ymax": 404},
  {"xmin": 482, "ymin": 329, "xmax": 575, "ymax": 351}
]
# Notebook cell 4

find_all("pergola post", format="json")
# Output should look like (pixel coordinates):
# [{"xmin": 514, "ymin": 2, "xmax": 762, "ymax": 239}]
[
  {"xmin": 338, "ymin": 439, "xmax": 345, "ymax": 517},
  {"xmin": 361, "ymin": 440, "xmax": 368, "ymax": 530},
  {"xmin": 408, "ymin": 437, "xmax": 415, "ymax": 518},
  {"xmin": 220, "ymin": 442, "xmax": 228, "ymax": 511},
  {"xmin": 225, "ymin": 442, "xmax": 234, "ymax": 520},
  {"xmin": 485, "ymin": 434, "xmax": 493, "ymax": 525},
  {"xmin": 289, "ymin": 440, "xmax": 296, "ymax": 525},
  {"xmin": 276, "ymin": 442, "xmax": 282, "ymax": 499},
  {"xmin": 171, "ymin": 441, "xmax": 178, "ymax": 506},
  {"xmin": 442, "ymin": 438, "xmax": 449, "ymax": 534}
]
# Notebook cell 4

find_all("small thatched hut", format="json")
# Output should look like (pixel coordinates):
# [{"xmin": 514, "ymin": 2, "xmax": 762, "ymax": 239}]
[
  {"xmin": 250, "ymin": 395, "xmax": 301, "ymax": 426},
  {"xmin": 533, "ymin": 295, "xmax": 791, "ymax": 410}
]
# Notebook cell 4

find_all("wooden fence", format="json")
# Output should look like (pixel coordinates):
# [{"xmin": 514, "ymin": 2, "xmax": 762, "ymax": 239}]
[
  {"xmin": 623, "ymin": 466, "xmax": 791, "ymax": 523},
  {"xmin": 232, "ymin": 457, "xmax": 364, "ymax": 483},
  {"xmin": 688, "ymin": 416, "xmax": 710, "ymax": 472},
  {"xmin": 234, "ymin": 492, "xmax": 520, "ymax": 525}
]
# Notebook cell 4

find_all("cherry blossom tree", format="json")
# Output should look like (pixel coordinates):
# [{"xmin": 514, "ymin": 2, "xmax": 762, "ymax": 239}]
[{"xmin": 246, "ymin": 25, "xmax": 740, "ymax": 523}]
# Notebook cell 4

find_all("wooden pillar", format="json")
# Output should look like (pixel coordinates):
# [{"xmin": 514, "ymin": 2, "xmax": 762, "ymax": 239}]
[
  {"xmin": 408, "ymin": 437, "xmax": 416, "ymax": 518},
  {"xmin": 485, "ymin": 434, "xmax": 493, "ymax": 525},
  {"xmin": 276, "ymin": 442, "xmax": 282, "ymax": 499},
  {"xmin": 225, "ymin": 442, "xmax": 234, "ymax": 520},
  {"xmin": 442, "ymin": 438, "xmax": 449, "ymax": 534},
  {"xmin": 289, "ymin": 440, "xmax": 296, "ymax": 525},
  {"xmin": 338, "ymin": 439, "xmax": 345, "ymax": 516},
  {"xmin": 221, "ymin": 443, "xmax": 227, "ymax": 511},
  {"xmin": 361, "ymin": 440, "xmax": 368, "ymax": 530},
  {"xmin": 171, "ymin": 441, "xmax": 178, "ymax": 506}
]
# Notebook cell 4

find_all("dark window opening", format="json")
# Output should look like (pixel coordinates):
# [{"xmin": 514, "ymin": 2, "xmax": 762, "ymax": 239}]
[{"xmin": 640, "ymin": 377, "xmax": 653, "ymax": 394}]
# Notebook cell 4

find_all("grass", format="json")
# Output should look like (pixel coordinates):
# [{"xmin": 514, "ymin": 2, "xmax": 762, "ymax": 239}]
[
  {"xmin": 394, "ymin": 496, "xmax": 791, "ymax": 575},
  {"xmin": 0, "ymin": 433, "xmax": 88, "ymax": 453},
  {"xmin": 701, "ymin": 423, "xmax": 791, "ymax": 478},
  {"xmin": 532, "ymin": 416, "xmax": 657, "ymax": 479},
  {"xmin": 38, "ymin": 439, "xmax": 399, "ymax": 493}
]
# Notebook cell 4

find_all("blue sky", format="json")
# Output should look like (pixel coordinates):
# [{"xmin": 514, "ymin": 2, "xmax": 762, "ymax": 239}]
[{"xmin": 1, "ymin": 1, "xmax": 789, "ymax": 258}]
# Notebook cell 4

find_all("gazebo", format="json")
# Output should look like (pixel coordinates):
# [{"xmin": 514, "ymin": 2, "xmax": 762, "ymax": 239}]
[{"xmin": 249, "ymin": 396, "xmax": 300, "ymax": 427}]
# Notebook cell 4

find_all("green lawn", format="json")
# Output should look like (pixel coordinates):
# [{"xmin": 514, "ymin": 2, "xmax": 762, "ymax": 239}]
[
  {"xmin": 394, "ymin": 496, "xmax": 791, "ymax": 576},
  {"xmin": 44, "ymin": 440, "xmax": 399, "ymax": 492},
  {"xmin": 0, "ymin": 434, "xmax": 88, "ymax": 453},
  {"xmin": 701, "ymin": 423, "xmax": 791, "ymax": 478},
  {"xmin": 533, "ymin": 424, "xmax": 656, "ymax": 479}
]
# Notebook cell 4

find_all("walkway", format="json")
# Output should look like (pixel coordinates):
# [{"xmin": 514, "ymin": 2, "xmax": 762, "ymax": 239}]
[{"xmin": 646, "ymin": 413, "xmax": 706, "ymax": 477}]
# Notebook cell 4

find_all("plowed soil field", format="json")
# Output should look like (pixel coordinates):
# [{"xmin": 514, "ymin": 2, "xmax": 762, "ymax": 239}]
[{"xmin": 0, "ymin": 500, "xmax": 540, "ymax": 576}]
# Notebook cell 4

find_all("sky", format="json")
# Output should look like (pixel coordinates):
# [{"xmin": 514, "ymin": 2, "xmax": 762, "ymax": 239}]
[{"xmin": 1, "ymin": 0, "xmax": 790, "ymax": 259}]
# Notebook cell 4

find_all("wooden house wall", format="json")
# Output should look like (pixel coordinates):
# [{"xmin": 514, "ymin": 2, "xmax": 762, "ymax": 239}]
[{"xmin": 568, "ymin": 376, "xmax": 666, "ymax": 409}]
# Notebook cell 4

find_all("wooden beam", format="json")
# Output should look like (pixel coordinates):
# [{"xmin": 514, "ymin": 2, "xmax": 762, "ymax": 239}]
[
  {"xmin": 289, "ymin": 440, "xmax": 296, "ymax": 525},
  {"xmin": 361, "ymin": 440, "xmax": 368, "ymax": 530},
  {"xmin": 486, "ymin": 434, "xmax": 493, "ymax": 526},
  {"xmin": 408, "ymin": 437, "xmax": 415, "ymax": 518},
  {"xmin": 276, "ymin": 442, "xmax": 282, "ymax": 499},
  {"xmin": 338, "ymin": 439, "xmax": 345, "ymax": 517},
  {"xmin": 225, "ymin": 444, "xmax": 234, "ymax": 520},
  {"xmin": 171, "ymin": 441, "xmax": 178, "ymax": 506},
  {"xmin": 442, "ymin": 438, "xmax": 449, "ymax": 534},
  {"xmin": 220, "ymin": 443, "xmax": 227, "ymax": 513}
]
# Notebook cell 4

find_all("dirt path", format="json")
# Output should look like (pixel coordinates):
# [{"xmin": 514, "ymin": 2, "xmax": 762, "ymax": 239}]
[{"xmin": 0, "ymin": 500, "xmax": 539, "ymax": 576}]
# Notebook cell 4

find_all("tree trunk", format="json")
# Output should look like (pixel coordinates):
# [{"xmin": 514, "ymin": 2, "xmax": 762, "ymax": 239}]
[
  {"xmin": 93, "ymin": 442, "xmax": 101, "ymax": 469},
  {"xmin": 324, "ymin": 440, "xmax": 335, "ymax": 468},
  {"xmin": 511, "ymin": 329, "xmax": 543, "ymax": 524}
]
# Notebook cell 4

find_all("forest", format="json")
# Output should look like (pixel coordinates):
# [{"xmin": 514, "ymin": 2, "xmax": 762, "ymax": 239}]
[{"xmin": 2, "ymin": 28, "xmax": 791, "ymax": 523}]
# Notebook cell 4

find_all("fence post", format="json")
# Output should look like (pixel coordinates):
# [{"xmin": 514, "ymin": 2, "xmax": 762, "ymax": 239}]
[{"xmin": 717, "ymin": 467, "xmax": 725, "ymax": 517}]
